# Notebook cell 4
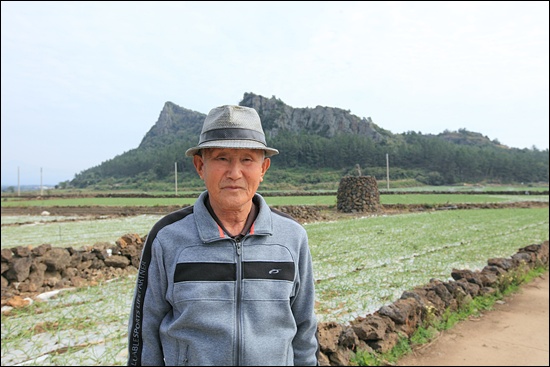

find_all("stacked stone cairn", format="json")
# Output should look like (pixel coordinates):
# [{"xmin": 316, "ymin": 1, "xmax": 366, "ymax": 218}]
[{"xmin": 337, "ymin": 176, "xmax": 380, "ymax": 213}]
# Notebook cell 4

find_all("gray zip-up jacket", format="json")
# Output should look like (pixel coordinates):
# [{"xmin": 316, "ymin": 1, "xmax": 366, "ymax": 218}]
[{"xmin": 127, "ymin": 191, "xmax": 319, "ymax": 366}]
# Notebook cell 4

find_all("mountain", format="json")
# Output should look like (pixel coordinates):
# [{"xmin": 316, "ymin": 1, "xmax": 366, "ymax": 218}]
[
  {"xmin": 138, "ymin": 102, "xmax": 204, "ymax": 150},
  {"xmin": 69, "ymin": 92, "xmax": 548, "ymax": 189},
  {"xmin": 136, "ymin": 92, "xmax": 393, "ymax": 150}
]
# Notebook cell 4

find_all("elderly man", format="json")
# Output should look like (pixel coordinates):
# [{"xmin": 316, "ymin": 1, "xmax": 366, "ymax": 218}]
[{"xmin": 127, "ymin": 105, "xmax": 319, "ymax": 366}]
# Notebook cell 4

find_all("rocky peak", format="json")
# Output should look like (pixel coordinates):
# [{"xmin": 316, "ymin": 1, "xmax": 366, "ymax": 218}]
[
  {"xmin": 139, "ymin": 102, "xmax": 205, "ymax": 148},
  {"xmin": 240, "ymin": 92, "xmax": 387, "ymax": 141}
]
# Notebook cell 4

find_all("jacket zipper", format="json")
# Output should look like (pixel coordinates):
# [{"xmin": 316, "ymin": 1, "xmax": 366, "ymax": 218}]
[
  {"xmin": 181, "ymin": 344, "xmax": 189, "ymax": 366},
  {"xmin": 235, "ymin": 237, "xmax": 243, "ymax": 366}
]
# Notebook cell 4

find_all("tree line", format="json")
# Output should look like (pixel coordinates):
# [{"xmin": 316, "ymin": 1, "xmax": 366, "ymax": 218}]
[{"xmin": 70, "ymin": 130, "xmax": 548, "ymax": 189}]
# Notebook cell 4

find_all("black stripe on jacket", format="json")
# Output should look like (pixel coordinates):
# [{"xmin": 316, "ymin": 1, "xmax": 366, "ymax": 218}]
[
  {"xmin": 174, "ymin": 261, "xmax": 295, "ymax": 282},
  {"xmin": 127, "ymin": 206, "xmax": 194, "ymax": 366}
]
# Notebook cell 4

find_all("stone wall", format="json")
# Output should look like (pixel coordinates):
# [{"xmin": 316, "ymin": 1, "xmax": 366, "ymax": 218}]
[
  {"xmin": 1, "ymin": 233, "xmax": 145, "ymax": 299},
  {"xmin": 337, "ymin": 176, "xmax": 380, "ymax": 213}
]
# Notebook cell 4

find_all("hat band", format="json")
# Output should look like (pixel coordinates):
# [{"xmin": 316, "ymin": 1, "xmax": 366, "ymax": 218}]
[{"xmin": 200, "ymin": 128, "xmax": 267, "ymax": 145}]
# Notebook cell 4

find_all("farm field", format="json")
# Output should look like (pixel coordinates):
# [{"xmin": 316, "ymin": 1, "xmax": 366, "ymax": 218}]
[
  {"xmin": 1, "ymin": 191, "xmax": 549, "ymax": 366},
  {"xmin": 1, "ymin": 194, "xmax": 548, "ymax": 250},
  {"xmin": 308, "ymin": 208, "xmax": 548, "ymax": 323},
  {"xmin": 1, "ymin": 192, "xmax": 548, "ymax": 207}
]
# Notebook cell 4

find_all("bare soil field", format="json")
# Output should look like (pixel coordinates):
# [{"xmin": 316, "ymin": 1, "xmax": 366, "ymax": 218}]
[{"xmin": 2, "ymin": 200, "xmax": 548, "ymax": 221}]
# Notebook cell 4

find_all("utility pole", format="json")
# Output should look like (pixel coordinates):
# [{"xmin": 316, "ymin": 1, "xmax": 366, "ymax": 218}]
[
  {"xmin": 17, "ymin": 166, "xmax": 20, "ymax": 196},
  {"xmin": 40, "ymin": 167, "xmax": 43, "ymax": 196},
  {"xmin": 386, "ymin": 154, "xmax": 390, "ymax": 190},
  {"xmin": 174, "ymin": 162, "xmax": 178, "ymax": 196}
]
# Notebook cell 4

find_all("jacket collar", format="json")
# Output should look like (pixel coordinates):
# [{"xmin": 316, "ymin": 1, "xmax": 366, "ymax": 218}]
[{"xmin": 194, "ymin": 190, "xmax": 273, "ymax": 243}]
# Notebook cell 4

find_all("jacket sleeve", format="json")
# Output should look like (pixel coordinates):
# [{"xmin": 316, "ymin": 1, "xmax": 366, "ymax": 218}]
[
  {"xmin": 290, "ymin": 232, "xmax": 320, "ymax": 366},
  {"xmin": 127, "ymin": 236, "xmax": 171, "ymax": 366}
]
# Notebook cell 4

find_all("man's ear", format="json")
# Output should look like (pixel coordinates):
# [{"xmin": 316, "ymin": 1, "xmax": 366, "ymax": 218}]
[
  {"xmin": 193, "ymin": 154, "xmax": 205, "ymax": 179},
  {"xmin": 260, "ymin": 158, "xmax": 271, "ymax": 181}
]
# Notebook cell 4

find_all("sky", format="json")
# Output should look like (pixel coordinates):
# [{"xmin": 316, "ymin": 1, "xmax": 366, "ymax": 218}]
[{"xmin": 2, "ymin": 1, "xmax": 549, "ymax": 186}]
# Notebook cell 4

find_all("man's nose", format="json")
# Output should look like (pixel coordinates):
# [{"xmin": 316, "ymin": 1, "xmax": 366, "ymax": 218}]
[{"xmin": 226, "ymin": 161, "xmax": 243, "ymax": 179}]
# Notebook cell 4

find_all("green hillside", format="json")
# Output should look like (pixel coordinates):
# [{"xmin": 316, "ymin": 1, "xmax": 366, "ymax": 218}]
[{"xmin": 67, "ymin": 93, "xmax": 549, "ymax": 191}]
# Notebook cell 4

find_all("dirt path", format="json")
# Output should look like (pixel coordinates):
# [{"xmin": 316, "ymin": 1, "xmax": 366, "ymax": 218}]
[{"xmin": 396, "ymin": 273, "xmax": 549, "ymax": 366}]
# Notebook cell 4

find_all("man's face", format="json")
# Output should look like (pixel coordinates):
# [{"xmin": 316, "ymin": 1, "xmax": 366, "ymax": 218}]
[{"xmin": 193, "ymin": 148, "xmax": 270, "ymax": 212}]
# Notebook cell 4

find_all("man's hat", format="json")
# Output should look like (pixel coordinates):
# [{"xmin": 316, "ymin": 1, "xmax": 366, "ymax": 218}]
[{"xmin": 185, "ymin": 105, "xmax": 279, "ymax": 157}]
